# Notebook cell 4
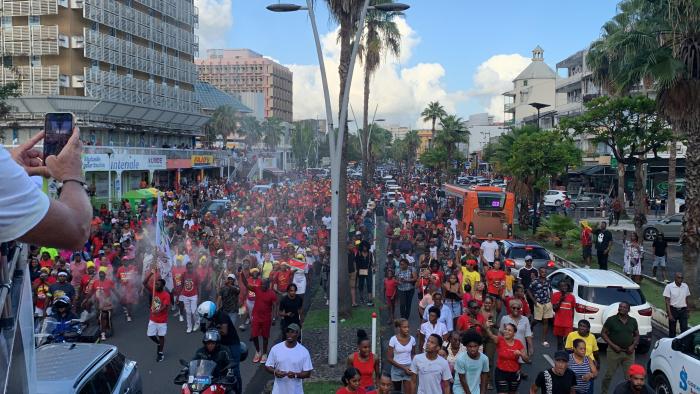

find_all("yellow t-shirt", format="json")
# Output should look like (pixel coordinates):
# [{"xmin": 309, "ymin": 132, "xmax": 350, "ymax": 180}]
[
  {"xmin": 461, "ymin": 267, "xmax": 481, "ymax": 291},
  {"xmin": 505, "ymin": 274, "xmax": 514, "ymax": 293},
  {"xmin": 261, "ymin": 261, "xmax": 274, "ymax": 279},
  {"xmin": 565, "ymin": 331, "xmax": 599, "ymax": 360}
]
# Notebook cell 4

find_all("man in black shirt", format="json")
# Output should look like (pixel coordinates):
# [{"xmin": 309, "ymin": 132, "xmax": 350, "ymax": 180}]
[
  {"xmin": 652, "ymin": 233, "xmax": 669, "ymax": 282},
  {"xmin": 279, "ymin": 283, "xmax": 304, "ymax": 339},
  {"xmin": 593, "ymin": 221, "xmax": 613, "ymax": 270},
  {"xmin": 531, "ymin": 351, "xmax": 577, "ymax": 394},
  {"xmin": 613, "ymin": 364, "xmax": 652, "ymax": 394},
  {"xmin": 519, "ymin": 256, "xmax": 538, "ymax": 314},
  {"xmin": 198, "ymin": 301, "xmax": 242, "ymax": 393}
]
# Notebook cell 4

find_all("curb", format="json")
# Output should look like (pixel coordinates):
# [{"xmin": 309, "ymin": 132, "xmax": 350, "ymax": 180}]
[{"xmin": 550, "ymin": 252, "xmax": 670, "ymax": 332}]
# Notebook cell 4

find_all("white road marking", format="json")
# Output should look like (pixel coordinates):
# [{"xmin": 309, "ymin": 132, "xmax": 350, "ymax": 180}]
[{"xmin": 543, "ymin": 354, "xmax": 555, "ymax": 367}]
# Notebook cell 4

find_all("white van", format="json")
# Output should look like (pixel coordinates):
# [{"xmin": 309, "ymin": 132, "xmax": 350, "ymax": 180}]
[{"xmin": 649, "ymin": 325, "xmax": 700, "ymax": 393}]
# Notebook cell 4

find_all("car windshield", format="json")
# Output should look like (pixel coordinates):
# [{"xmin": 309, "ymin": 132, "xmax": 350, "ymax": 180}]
[
  {"xmin": 509, "ymin": 247, "xmax": 549, "ymax": 260},
  {"xmin": 577, "ymin": 286, "xmax": 646, "ymax": 306}
]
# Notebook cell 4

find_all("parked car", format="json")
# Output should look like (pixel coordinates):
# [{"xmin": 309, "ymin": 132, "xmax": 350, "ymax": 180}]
[
  {"xmin": 36, "ymin": 343, "xmax": 142, "ymax": 393},
  {"xmin": 500, "ymin": 240, "xmax": 554, "ymax": 277},
  {"xmin": 199, "ymin": 199, "xmax": 231, "ymax": 217},
  {"xmin": 543, "ymin": 190, "xmax": 568, "ymax": 206},
  {"xmin": 250, "ymin": 184, "xmax": 273, "ymax": 194},
  {"xmin": 649, "ymin": 324, "xmax": 700, "ymax": 394},
  {"xmin": 642, "ymin": 213, "xmax": 683, "ymax": 241},
  {"xmin": 547, "ymin": 268, "xmax": 653, "ymax": 354},
  {"xmin": 569, "ymin": 192, "xmax": 608, "ymax": 210}
]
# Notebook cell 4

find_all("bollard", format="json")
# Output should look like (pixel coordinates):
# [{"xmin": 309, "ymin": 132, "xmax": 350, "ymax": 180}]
[{"xmin": 371, "ymin": 312, "xmax": 377, "ymax": 355}]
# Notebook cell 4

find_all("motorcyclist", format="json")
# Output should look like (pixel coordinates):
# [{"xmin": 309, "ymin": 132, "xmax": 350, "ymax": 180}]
[
  {"xmin": 192, "ymin": 330, "xmax": 235, "ymax": 381},
  {"xmin": 197, "ymin": 301, "xmax": 243, "ymax": 393},
  {"xmin": 48, "ymin": 296, "xmax": 80, "ymax": 339}
]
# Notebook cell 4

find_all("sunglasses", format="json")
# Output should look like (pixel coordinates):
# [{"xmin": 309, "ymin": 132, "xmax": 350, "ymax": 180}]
[{"xmin": 511, "ymin": 306, "xmax": 522, "ymax": 310}]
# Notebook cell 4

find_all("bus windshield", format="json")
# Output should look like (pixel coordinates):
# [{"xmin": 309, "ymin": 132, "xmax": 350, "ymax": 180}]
[{"xmin": 477, "ymin": 192, "xmax": 506, "ymax": 211}]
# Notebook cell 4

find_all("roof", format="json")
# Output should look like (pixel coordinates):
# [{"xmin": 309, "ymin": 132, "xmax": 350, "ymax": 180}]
[
  {"xmin": 557, "ymin": 268, "xmax": 638, "ymax": 287},
  {"xmin": 514, "ymin": 61, "xmax": 557, "ymax": 81},
  {"xmin": 195, "ymin": 81, "xmax": 253, "ymax": 113},
  {"xmin": 36, "ymin": 343, "xmax": 115, "ymax": 392}
]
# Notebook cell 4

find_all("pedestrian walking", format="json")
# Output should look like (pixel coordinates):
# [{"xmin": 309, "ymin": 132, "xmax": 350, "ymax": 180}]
[
  {"xmin": 499, "ymin": 298, "xmax": 534, "ymax": 379},
  {"xmin": 528, "ymin": 268, "xmax": 553, "ymax": 347},
  {"xmin": 453, "ymin": 330, "xmax": 489, "ymax": 394},
  {"xmin": 347, "ymin": 329, "xmax": 380, "ymax": 392},
  {"xmin": 481, "ymin": 322, "xmax": 530, "ymax": 394},
  {"xmin": 264, "ymin": 323, "xmax": 313, "ymax": 394},
  {"xmin": 216, "ymin": 273, "xmax": 240, "ymax": 326},
  {"xmin": 384, "ymin": 269, "xmax": 398, "ymax": 323},
  {"xmin": 565, "ymin": 320, "xmax": 599, "ymax": 365},
  {"xmin": 568, "ymin": 339, "xmax": 598, "ymax": 394},
  {"xmin": 612, "ymin": 364, "xmax": 652, "ymax": 394},
  {"xmin": 551, "ymin": 281, "xmax": 576, "ymax": 350},
  {"xmin": 580, "ymin": 221, "xmax": 593, "ymax": 267},
  {"xmin": 593, "ymin": 222, "xmax": 613, "ymax": 270},
  {"xmin": 409, "ymin": 334, "xmax": 453, "ymax": 394},
  {"xmin": 663, "ymin": 272, "xmax": 691, "ymax": 337},
  {"xmin": 421, "ymin": 292, "xmax": 454, "ymax": 332},
  {"xmin": 622, "ymin": 231, "xmax": 643, "ymax": 283},
  {"xmin": 530, "ymin": 351, "xmax": 577, "ymax": 394},
  {"xmin": 652, "ymin": 233, "xmax": 669, "ymax": 282},
  {"xmin": 144, "ymin": 276, "xmax": 169, "ymax": 362},
  {"xmin": 396, "ymin": 258, "xmax": 417, "ymax": 320},
  {"xmin": 601, "ymin": 302, "xmax": 639, "ymax": 394},
  {"xmin": 612, "ymin": 197, "xmax": 623, "ymax": 226},
  {"xmin": 387, "ymin": 318, "xmax": 416, "ymax": 393},
  {"xmin": 336, "ymin": 367, "xmax": 364, "ymax": 394},
  {"xmin": 242, "ymin": 276, "xmax": 277, "ymax": 364},
  {"xmin": 279, "ymin": 283, "xmax": 304, "ymax": 339},
  {"xmin": 419, "ymin": 306, "xmax": 449, "ymax": 351}
]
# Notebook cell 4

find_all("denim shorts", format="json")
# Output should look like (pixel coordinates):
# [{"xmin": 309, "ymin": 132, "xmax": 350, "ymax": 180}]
[{"xmin": 391, "ymin": 363, "xmax": 412, "ymax": 381}]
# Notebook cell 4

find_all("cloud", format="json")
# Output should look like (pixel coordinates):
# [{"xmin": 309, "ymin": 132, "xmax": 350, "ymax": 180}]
[
  {"xmin": 288, "ymin": 18, "xmax": 465, "ymax": 129},
  {"xmin": 194, "ymin": 0, "xmax": 233, "ymax": 53},
  {"xmin": 468, "ymin": 54, "xmax": 531, "ymax": 121}
]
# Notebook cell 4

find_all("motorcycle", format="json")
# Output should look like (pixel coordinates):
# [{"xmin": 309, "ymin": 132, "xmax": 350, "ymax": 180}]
[
  {"xmin": 34, "ymin": 317, "xmax": 87, "ymax": 347},
  {"xmin": 174, "ymin": 359, "xmax": 235, "ymax": 394}
]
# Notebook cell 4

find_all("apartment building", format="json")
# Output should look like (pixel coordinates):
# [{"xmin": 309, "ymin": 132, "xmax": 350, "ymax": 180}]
[
  {"xmin": 0, "ymin": 0, "xmax": 207, "ymax": 146},
  {"xmin": 196, "ymin": 49, "xmax": 293, "ymax": 123}
]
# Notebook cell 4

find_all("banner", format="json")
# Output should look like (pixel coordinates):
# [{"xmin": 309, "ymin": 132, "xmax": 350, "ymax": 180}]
[
  {"xmin": 191, "ymin": 155, "xmax": 215, "ymax": 167},
  {"xmin": 82, "ymin": 154, "xmax": 167, "ymax": 172},
  {"xmin": 287, "ymin": 258, "xmax": 307, "ymax": 271},
  {"xmin": 155, "ymin": 194, "xmax": 174, "ymax": 291}
]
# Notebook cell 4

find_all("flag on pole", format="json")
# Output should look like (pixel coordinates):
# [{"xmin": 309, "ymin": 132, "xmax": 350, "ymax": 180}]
[
  {"xmin": 155, "ymin": 193, "xmax": 174, "ymax": 291},
  {"xmin": 287, "ymin": 258, "xmax": 307, "ymax": 271}
]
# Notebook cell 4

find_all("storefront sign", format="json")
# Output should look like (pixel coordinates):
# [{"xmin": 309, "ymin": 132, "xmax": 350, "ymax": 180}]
[
  {"xmin": 191, "ymin": 155, "xmax": 215, "ymax": 167},
  {"xmin": 82, "ymin": 154, "xmax": 166, "ymax": 172}
]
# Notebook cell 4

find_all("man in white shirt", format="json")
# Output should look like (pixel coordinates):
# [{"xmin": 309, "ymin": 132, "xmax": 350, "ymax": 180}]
[
  {"xmin": 447, "ymin": 215, "xmax": 458, "ymax": 237},
  {"xmin": 321, "ymin": 215, "xmax": 331, "ymax": 230},
  {"xmin": 419, "ymin": 306, "xmax": 449, "ymax": 351},
  {"xmin": 411, "ymin": 333, "xmax": 452, "ymax": 394},
  {"xmin": 663, "ymin": 272, "xmax": 691, "ymax": 337},
  {"xmin": 265, "ymin": 323, "xmax": 312, "ymax": 394},
  {"xmin": 0, "ymin": 129, "xmax": 90, "ymax": 250},
  {"xmin": 479, "ymin": 232, "xmax": 499, "ymax": 268},
  {"xmin": 421, "ymin": 292, "xmax": 454, "ymax": 331}
]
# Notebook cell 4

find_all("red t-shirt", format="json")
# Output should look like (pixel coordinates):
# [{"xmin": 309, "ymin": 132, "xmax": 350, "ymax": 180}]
[
  {"xmin": 456, "ymin": 313, "xmax": 485, "ymax": 334},
  {"xmin": 384, "ymin": 278, "xmax": 398, "ymax": 298},
  {"xmin": 92, "ymin": 279, "xmax": 114, "ymax": 298},
  {"xmin": 485, "ymin": 269, "xmax": 506, "ymax": 295},
  {"xmin": 551, "ymin": 292, "xmax": 576, "ymax": 328},
  {"xmin": 80, "ymin": 274, "xmax": 95, "ymax": 295},
  {"xmin": 496, "ymin": 336, "xmax": 524, "ymax": 372},
  {"xmin": 150, "ymin": 290, "xmax": 171, "ymax": 323},
  {"xmin": 336, "ymin": 387, "xmax": 367, "ymax": 394},
  {"xmin": 181, "ymin": 272, "xmax": 200, "ymax": 297},
  {"xmin": 172, "ymin": 266, "xmax": 186, "ymax": 290},
  {"xmin": 251, "ymin": 288, "xmax": 277, "ymax": 321},
  {"xmin": 275, "ymin": 271, "xmax": 292, "ymax": 293},
  {"xmin": 247, "ymin": 277, "xmax": 262, "ymax": 301}
]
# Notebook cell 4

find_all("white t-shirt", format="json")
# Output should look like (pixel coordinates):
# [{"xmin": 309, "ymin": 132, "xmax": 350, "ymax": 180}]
[
  {"xmin": 410, "ymin": 353, "xmax": 452, "ymax": 394},
  {"xmin": 480, "ymin": 240, "xmax": 499, "ymax": 263},
  {"xmin": 663, "ymin": 282, "xmax": 691, "ymax": 308},
  {"xmin": 292, "ymin": 268, "xmax": 307, "ymax": 295},
  {"xmin": 0, "ymin": 147, "xmax": 50, "ymax": 242},
  {"xmin": 419, "ymin": 321, "xmax": 448, "ymax": 350},
  {"xmin": 322, "ymin": 215, "xmax": 331, "ymax": 229},
  {"xmin": 447, "ymin": 218, "xmax": 458, "ymax": 234},
  {"xmin": 264, "ymin": 341, "xmax": 313, "ymax": 394},
  {"xmin": 389, "ymin": 335, "xmax": 416, "ymax": 365}
]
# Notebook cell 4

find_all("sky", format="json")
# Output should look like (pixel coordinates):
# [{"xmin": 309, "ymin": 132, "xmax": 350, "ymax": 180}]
[{"xmin": 194, "ymin": 0, "xmax": 620, "ymax": 137}]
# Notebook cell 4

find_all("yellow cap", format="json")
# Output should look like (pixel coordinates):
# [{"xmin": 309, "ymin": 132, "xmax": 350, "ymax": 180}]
[
  {"xmin": 86, "ymin": 261, "xmax": 95, "ymax": 268},
  {"xmin": 99, "ymin": 266, "xmax": 108, "ymax": 273}
]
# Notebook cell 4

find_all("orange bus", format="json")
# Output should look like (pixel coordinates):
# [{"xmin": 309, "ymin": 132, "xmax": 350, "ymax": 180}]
[{"xmin": 443, "ymin": 184, "xmax": 515, "ymax": 240}]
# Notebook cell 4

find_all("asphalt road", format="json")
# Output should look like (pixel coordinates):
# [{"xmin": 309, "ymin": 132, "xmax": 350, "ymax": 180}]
[{"xmin": 105, "ymin": 302, "xmax": 273, "ymax": 394}]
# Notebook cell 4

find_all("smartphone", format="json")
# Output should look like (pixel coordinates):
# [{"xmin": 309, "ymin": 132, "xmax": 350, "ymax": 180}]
[{"xmin": 43, "ymin": 112, "xmax": 75, "ymax": 158}]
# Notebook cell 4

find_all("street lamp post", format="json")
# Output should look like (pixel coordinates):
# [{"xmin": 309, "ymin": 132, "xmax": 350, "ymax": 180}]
[{"xmin": 267, "ymin": 0, "xmax": 409, "ymax": 366}]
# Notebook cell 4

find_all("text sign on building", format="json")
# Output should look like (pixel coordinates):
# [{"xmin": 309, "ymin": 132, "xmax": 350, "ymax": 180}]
[
  {"xmin": 191, "ymin": 155, "xmax": 215, "ymax": 167},
  {"xmin": 82, "ymin": 154, "xmax": 167, "ymax": 172}
]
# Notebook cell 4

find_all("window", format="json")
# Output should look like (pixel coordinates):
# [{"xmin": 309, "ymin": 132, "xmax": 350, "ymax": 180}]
[
  {"xmin": 78, "ymin": 354, "xmax": 123, "ymax": 394},
  {"xmin": 523, "ymin": 80, "xmax": 528, "ymax": 86},
  {"xmin": 680, "ymin": 331, "xmax": 700, "ymax": 360},
  {"xmin": 31, "ymin": 56, "xmax": 41, "ymax": 67},
  {"xmin": 28, "ymin": 15, "xmax": 40, "ymax": 25},
  {"xmin": 548, "ymin": 273, "xmax": 569, "ymax": 291},
  {"xmin": 2, "ymin": 56, "xmax": 12, "ymax": 67},
  {"xmin": 577, "ymin": 286, "xmax": 646, "ymax": 306},
  {"xmin": 508, "ymin": 247, "xmax": 550, "ymax": 260},
  {"xmin": 108, "ymin": 27, "xmax": 116, "ymax": 36}
]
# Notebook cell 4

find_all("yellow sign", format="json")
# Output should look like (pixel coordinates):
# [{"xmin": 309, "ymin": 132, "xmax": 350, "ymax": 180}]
[{"xmin": 191, "ymin": 155, "xmax": 214, "ymax": 167}]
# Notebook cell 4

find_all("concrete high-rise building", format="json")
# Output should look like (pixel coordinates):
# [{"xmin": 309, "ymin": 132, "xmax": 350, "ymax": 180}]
[
  {"xmin": 196, "ymin": 49, "xmax": 293, "ymax": 122},
  {"xmin": 0, "ymin": 0, "xmax": 206, "ymax": 145},
  {"xmin": 465, "ymin": 113, "xmax": 506, "ymax": 153}
]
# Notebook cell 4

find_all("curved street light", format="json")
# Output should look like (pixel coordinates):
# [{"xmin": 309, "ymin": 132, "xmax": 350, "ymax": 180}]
[
  {"xmin": 372, "ymin": 3, "xmax": 410, "ymax": 12},
  {"xmin": 266, "ymin": 3, "xmax": 306, "ymax": 12}
]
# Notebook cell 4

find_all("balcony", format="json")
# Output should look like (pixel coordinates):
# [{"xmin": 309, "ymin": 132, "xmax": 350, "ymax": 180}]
[
  {"xmin": 556, "ymin": 72, "xmax": 584, "ymax": 91},
  {"xmin": 555, "ymin": 100, "xmax": 583, "ymax": 117},
  {"xmin": 2, "ymin": 0, "xmax": 57, "ymax": 15}
]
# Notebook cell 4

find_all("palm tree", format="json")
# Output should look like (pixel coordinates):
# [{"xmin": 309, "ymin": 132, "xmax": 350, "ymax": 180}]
[
  {"xmin": 203, "ymin": 105, "xmax": 238, "ymax": 148},
  {"xmin": 421, "ymin": 101, "xmax": 447, "ymax": 135},
  {"xmin": 238, "ymin": 116, "xmax": 262, "ymax": 149},
  {"xmin": 359, "ymin": 0, "xmax": 401, "ymax": 196},
  {"xmin": 587, "ymin": 0, "xmax": 700, "ymax": 298},
  {"xmin": 261, "ymin": 117, "xmax": 284, "ymax": 151},
  {"xmin": 433, "ymin": 114, "xmax": 469, "ymax": 181}
]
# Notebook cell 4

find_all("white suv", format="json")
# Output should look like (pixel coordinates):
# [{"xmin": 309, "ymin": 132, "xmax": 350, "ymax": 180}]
[
  {"xmin": 547, "ymin": 268, "xmax": 653, "ymax": 353},
  {"xmin": 543, "ymin": 190, "xmax": 568, "ymax": 206},
  {"xmin": 649, "ymin": 325, "xmax": 700, "ymax": 394}
]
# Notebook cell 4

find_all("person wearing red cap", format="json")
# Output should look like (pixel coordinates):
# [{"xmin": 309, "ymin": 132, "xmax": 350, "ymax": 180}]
[{"xmin": 612, "ymin": 364, "xmax": 652, "ymax": 394}]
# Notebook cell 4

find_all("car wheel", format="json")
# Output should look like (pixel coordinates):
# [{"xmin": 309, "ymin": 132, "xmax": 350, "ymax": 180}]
[
  {"xmin": 644, "ymin": 227, "xmax": 658, "ymax": 241},
  {"xmin": 653, "ymin": 373, "xmax": 673, "ymax": 394},
  {"xmin": 554, "ymin": 199, "xmax": 562, "ymax": 206}
]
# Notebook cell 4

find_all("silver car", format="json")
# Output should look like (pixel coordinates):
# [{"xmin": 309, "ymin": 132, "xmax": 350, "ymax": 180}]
[
  {"xmin": 500, "ymin": 240, "xmax": 555, "ymax": 277},
  {"xmin": 36, "ymin": 343, "xmax": 142, "ymax": 394},
  {"xmin": 642, "ymin": 213, "xmax": 683, "ymax": 241}
]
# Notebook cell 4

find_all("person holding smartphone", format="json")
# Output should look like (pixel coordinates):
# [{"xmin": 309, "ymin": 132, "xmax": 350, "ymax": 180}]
[{"xmin": 1, "ymin": 127, "xmax": 91, "ymax": 249}]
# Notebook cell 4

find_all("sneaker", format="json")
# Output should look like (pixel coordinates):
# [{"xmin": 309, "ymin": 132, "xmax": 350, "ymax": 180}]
[
  {"xmin": 178, "ymin": 315, "xmax": 184, "ymax": 322},
  {"xmin": 542, "ymin": 341, "xmax": 550, "ymax": 347},
  {"xmin": 126, "ymin": 315, "xmax": 132, "ymax": 322},
  {"xmin": 325, "ymin": 299, "xmax": 329, "ymax": 306},
  {"xmin": 260, "ymin": 354, "xmax": 268, "ymax": 363},
  {"xmin": 239, "ymin": 324, "xmax": 247, "ymax": 330},
  {"xmin": 186, "ymin": 327, "xmax": 192, "ymax": 334},
  {"xmin": 156, "ymin": 352, "xmax": 164, "ymax": 362},
  {"xmin": 253, "ymin": 352, "xmax": 261, "ymax": 363},
  {"xmin": 245, "ymin": 318, "xmax": 250, "ymax": 325},
  {"xmin": 100, "ymin": 332, "xmax": 107, "ymax": 341}
]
